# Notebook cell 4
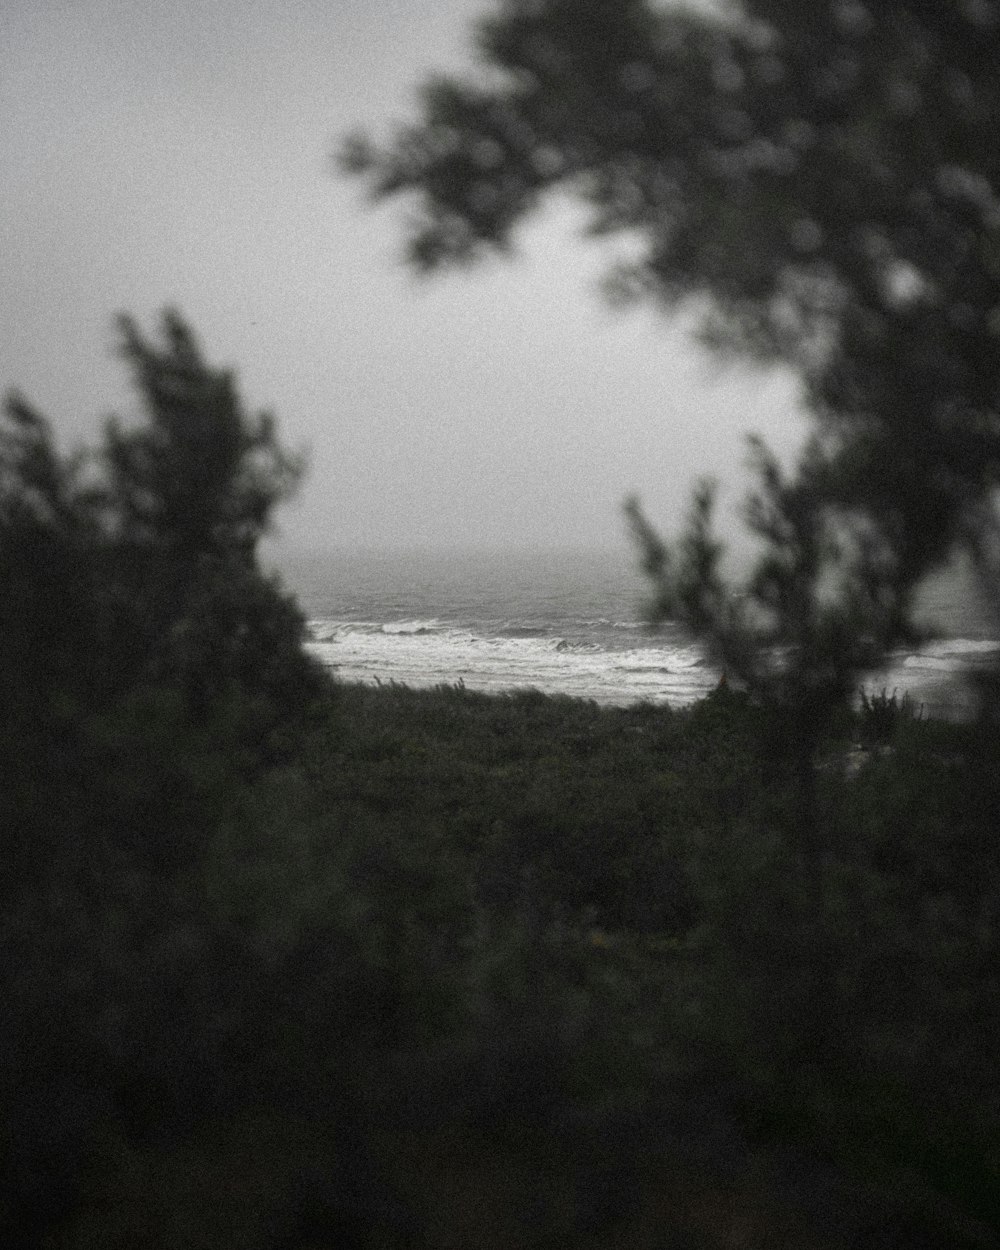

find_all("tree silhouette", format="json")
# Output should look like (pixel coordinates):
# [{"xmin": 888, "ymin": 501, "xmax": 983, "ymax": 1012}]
[
  {"xmin": 97, "ymin": 312, "xmax": 318, "ymax": 714},
  {"xmin": 1, "ymin": 309, "xmax": 322, "ymax": 731},
  {"xmin": 0, "ymin": 315, "xmax": 326, "ymax": 1244},
  {"xmin": 104, "ymin": 310, "xmax": 302, "ymax": 563},
  {"xmin": 342, "ymin": 0, "xmax": 1000, "ymax": 707}
]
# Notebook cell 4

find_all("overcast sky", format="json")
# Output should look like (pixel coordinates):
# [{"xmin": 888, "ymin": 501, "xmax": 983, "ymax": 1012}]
[{"xmin": 2, "ymin": 0, "xmax": 806, "ymax": 554}]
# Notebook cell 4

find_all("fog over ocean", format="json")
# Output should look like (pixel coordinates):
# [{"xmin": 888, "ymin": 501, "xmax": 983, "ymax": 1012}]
[{"xmin": 274, "ymin": 547, "xmax": 1000, "ymax": 718}]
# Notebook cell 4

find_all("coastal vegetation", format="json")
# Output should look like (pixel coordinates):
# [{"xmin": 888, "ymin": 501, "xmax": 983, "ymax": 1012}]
[
  {"xmin": 5, "ymin": 0, "xmax": 1000, "ymax": 1239},
  {"xmin": 4, "ymin": 653, "xmax": 1000, "ymax": 1245},
  {"xmin": 2, "ymin": 311, "xmax": 998, "ymax": 1242}
]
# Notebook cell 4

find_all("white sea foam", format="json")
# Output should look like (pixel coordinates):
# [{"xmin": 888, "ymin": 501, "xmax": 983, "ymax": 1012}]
[
  {"xmin": 380, "ymin": 619, "xmax": 446, "ymax": 635},
  {"xmin": 308, "ymin": 616, "xmax": 1000, "ymax": 715},
  {"xmin": 280, "ymin": 548, "xmax": 1000, "ymax": 716},
  {"xmin": 896, "ymin": 638, "xmax": 1000, "ymax": 672},
  {"xmin": 924, "ymin": 638, "xmax": 1000, "ymax": 657},
  {"xmin": 306, "ymin": 619, "xmax": 718, "ymax": 705}
]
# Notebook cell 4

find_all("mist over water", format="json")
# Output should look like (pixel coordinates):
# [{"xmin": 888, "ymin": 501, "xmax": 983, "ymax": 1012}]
[{"xmin": 274, "ymin": 547, "xmax": 1000, "ymax": 717}]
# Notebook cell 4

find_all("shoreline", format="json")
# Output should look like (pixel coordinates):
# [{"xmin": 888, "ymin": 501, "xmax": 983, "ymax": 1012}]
[{"xmin": 314, "ymin": 655, "xmax": 990, "ymax": 722}]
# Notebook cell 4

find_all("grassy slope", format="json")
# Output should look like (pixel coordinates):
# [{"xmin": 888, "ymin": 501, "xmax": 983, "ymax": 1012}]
[{"xmin": 28, "ymin": 681, "xmax": 1000, "ymax": 1248}]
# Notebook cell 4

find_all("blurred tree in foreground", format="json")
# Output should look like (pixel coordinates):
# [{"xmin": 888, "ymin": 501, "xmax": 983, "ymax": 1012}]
[
  {"xmin": 0, "ymin": 313, "xmax": 328, "ymax": 1239},
  {"xmin": 105, "ymin": 312, "xmax": 302, "ymax": 562},
  {"xmin": 342, "ymin": 0, "xmax": 1000, "ymax": 713},
  {"xmin": 1, "ymin": 309, "xmax": 328, "ymax": 913},
  {"xmin": 1, "ymin": 310, "xmax": 320, "ymax": 725}
]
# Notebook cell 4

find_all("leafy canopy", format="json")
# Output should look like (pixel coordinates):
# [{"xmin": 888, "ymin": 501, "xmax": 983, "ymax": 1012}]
[{"xmin": 343, "ymin": 0, "xmax": 1000, "ymax": 670}]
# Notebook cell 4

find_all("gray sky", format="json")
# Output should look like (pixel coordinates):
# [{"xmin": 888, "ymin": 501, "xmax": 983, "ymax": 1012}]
[{"xmin": 2, "ymin": 0, "xmax": 805, "ymax": 554}]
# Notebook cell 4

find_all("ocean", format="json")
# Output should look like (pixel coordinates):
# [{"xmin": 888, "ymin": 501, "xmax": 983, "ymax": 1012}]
[{"xmin": 272, "ymin": 546, "xmax": 1000, "ymax": 719}]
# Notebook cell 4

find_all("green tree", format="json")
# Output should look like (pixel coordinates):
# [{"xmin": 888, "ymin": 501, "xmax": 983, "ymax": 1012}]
[
  {"xmin": 0, "ymin": 396, "xmax": 98, "ymax": 706},
  {"xmin": 1, "ymin": 311, "xmax": 318, "ymax": 717},
  {"xmin": 104, "ymin": 311, "xmax": 302, "ymax": 562},
  {"xmin": 0, "ymin": 308, "xmax": 327, "ymax": 920},
  {"xmin": 97, "ymin": 312, "xmax": 313, "ymax": 710},
  {"xmin": 0, "ymin": 315, "xmax": 327, "ymax": 1242}
]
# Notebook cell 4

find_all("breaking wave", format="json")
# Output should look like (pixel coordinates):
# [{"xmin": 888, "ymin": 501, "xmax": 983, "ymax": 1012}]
[
  {"xmin": 306, "ymin": 618, "xmax": 718, "ymax": 706},
  {"xmin": 282, "ymin": 549, "xmax": 1000, "ymax": 715}
]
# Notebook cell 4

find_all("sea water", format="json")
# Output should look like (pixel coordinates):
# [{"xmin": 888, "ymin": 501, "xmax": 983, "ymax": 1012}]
[{"xmin": 273, "ymin": 546, "xmax": 1000, "ymax": 718}]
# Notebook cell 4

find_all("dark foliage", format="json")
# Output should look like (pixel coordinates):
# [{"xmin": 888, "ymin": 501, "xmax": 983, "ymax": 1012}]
[
  {"xmin": 4, "ymin": 306, "xmax": 998, "ymax": 1244},
  {"xmin": 105, "ymin": 312, "xmax": 302, "ymax": 561},
  {"xmin": 0, "ymin": 313, "xmax": 328, "ymax": 1242},
  {"xmin": 6, "ymin": 661, "xmax": 1000, "ymax": 1245}
]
